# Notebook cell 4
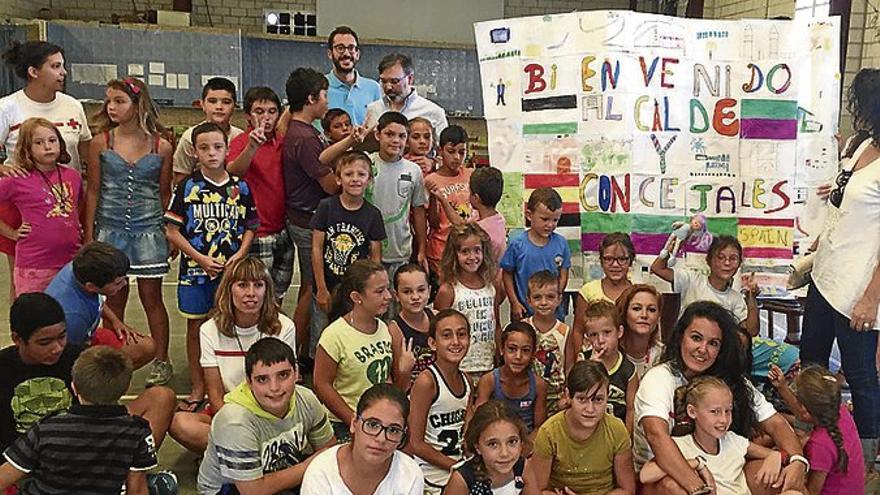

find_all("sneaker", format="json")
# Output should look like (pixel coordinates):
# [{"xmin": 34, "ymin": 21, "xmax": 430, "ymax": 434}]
[
  {"xmin": 146, "ymin": 470, "xmax": 178, "ymax": 495},
  {"xmin": 146, "ymin": 360, "xmax": 173, "ymax": 387}
]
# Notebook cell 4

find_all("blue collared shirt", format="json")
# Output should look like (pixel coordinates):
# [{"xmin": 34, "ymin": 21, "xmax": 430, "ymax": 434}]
[{"xmin": 325, "ymin": 70, "xmax": 382, "ymax": 125}]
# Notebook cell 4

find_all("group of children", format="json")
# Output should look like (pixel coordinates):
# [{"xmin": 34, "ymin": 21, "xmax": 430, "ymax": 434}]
[{"xmin": 0, "ymin": 48, "xmax": 864, "ymax": 495}]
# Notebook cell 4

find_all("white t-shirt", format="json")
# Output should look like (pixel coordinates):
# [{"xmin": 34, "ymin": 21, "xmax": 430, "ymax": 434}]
[
  {"xmin": 0, "ymin": 90, "xmax": 92, "ymax": 170},
  {"xmin": 673, "ymin": 266, "xmax": 748, "ymax": 322},
  {"xmin": 813, "ymin": 138, "xmax": 880, "ymax": 327},
  {"xmin": 633, "ymin": 363, "xmax": 776, "ymax": 470},
  {"xmin": 199, "ymin": 314, "xmax": 296, "ymax": 392},
  {"xmin": 300, "ymin": 444, "xmax": 425, "ymax": 495},
  {"xmin": 673, "ymin": 433, "xmax": 751, "ymax": 495}
]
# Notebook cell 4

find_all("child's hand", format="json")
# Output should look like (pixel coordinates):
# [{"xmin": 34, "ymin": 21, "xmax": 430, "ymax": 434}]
[
  {"xmin": 247, "ymin": 126, "xmax": 267, "ymax": 149},
  {"xmin": 768, "ymin": 364, "xmax": 788, "ymax": 389},
  {"xmin": 742, "ymin": 273, "xmax": 760, "ymax": 298},
  {"xmin": 411, "ymin": 155, "xmax": 435, "ymax": 176},
  {"xmin": 0, "ymin": 163, "xmax": 28, "ymax": 178},
  {"xmin": 553, "ymin": 488, "xmax": 577, "ymax": 495},
  {"xmin": 757, "ymin": 451, "xmax": 782, "ymax": 488},
  {"xmin": 428, "ymin": 183, "xmax": 446, "ymax": 201},
  {"xmin": 351, "ymin": 125, "xmax": 370, "ymax": 143},
  {"xmin": 589, "ymin": 345, "xmax": 606, "ymax": 362},
  {"xmin": 696, "ymin": 463, "xmax": 717, "ymax": 494},
  {"xmin": 316, "ymin": 287, "xmax": 331, "ymax": 313},
  {"xmin": 398, "ymin": 337, "xmax": 416, "ymax": 377},
  {"xmin": 12, "ymin": 222, "xmax": 30, "ymax": 241},
  {"xmin": 226, "ymin": 250, "xmax": 247, "ymax": 267},
  {"xmin": 510, "ymin": 301, "xmax": 527, "ymax": 321},
  {"xmin": 196, "ymin": 254, "xmax": 225, "ymax": 279}
]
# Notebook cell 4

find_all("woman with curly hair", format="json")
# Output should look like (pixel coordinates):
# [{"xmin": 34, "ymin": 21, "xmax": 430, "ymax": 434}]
[
  {"xmin": 635, "ymin": 301, "xmax": 807, "ymax": 495},
  {"xmin": 802, "ymin": 67, "xmax": 880, "ymax": 477}
]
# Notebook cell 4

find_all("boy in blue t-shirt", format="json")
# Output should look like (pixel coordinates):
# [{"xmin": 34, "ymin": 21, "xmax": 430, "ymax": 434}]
[
  {"xmin": 165, "ymin": 122, "xmax": 258, "ymax": 410},
  {"xmin": 500, "ymin": 187, "xmax": 571, "ymax": 321}
]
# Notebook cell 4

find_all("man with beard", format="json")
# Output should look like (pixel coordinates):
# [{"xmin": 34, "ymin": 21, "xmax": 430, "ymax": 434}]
[
  {"xmin": 364, "ymin": 53, "xmax": 448, "ymax": 136},
  {"xmin": 325, "ymin": 26, "xmax": 381, "ymax": 126}
]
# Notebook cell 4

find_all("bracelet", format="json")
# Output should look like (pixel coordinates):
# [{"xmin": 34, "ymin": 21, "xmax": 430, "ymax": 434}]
[
  {"xmin": 789, "ymin": 454, "xmax": 810, "ymax": 472},
  {"xmin": 694, "ymin": 455, "xmax": 707, "ymax": 472},
  {"xmin": 779, "ymin": 448, "xmax": 790, "ymax": 466}
]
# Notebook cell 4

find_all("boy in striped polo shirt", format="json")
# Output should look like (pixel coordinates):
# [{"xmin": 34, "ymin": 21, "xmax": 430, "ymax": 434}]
[{"xmin": 0, "ymin": 346, "xmax": 157, "ymax": 494}]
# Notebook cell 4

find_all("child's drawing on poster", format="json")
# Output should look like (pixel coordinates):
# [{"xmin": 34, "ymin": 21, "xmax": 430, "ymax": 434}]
[{"xmin": 475, "ymin": 12, "xmax": 841, "ymax": 293}]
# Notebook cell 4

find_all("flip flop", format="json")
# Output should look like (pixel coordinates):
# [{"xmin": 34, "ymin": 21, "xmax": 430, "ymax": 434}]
[{"xmin": 177, "ymin": 398, "xmax": 206, "ymax": 413}]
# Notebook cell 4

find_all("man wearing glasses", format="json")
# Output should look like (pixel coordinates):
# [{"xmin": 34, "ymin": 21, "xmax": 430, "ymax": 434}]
[
  {"xmin": 326, "ymin": 26, "xmax": 382, "ymax": 126},
  {"xmin": 198, "ymin": 339, "xmax": 335, "ymax": 495},
  {"xmin": 364, "ymin": 53, "xmax": 448, "ymax": 136}
]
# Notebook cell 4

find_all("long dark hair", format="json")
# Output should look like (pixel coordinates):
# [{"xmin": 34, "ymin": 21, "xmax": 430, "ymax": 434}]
[
  {"xmin": 847, "ymin": 68, "xmax": 880, "ymax": 147},
  {"xmin": 329, "ymin": 259, "xmax": 386, "ymax": 322},
  {"xmin": 659, "ymin": 301, "xmax": 758, "ymax": 437}
]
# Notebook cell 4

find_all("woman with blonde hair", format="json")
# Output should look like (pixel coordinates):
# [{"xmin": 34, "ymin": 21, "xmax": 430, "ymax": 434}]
[{"xmin": 168, "ymin": 256, "xmax": 296, "ymax": 454}]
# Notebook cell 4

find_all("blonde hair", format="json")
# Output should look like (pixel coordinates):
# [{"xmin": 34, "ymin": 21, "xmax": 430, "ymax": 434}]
[
  {"xmin": 673, "ymin": 376, "xmax": 730, "ymax": 435},
  {"xmin": 92, "ymin": 78, "xmax": 165, "ymax": 137},
  {"xmin": 210, "ymin": 256, "xmax": 282, "ymax": 339},
  {"xmin": 13, "ymin": 117, "xmax": 70, "ymax": 170},
  {"xmin": 439, "ymin": 223, "xmax": 495, "ymax": 287}
]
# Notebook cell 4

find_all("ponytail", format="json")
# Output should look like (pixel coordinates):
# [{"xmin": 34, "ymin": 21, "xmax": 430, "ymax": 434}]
[
  {"xmin": 329, "ymin": 259, "xmax": 386, "ymax": 322},
  {"xmin": 795, "ymin": 366, "xmax": 849, "ymax": 473}
]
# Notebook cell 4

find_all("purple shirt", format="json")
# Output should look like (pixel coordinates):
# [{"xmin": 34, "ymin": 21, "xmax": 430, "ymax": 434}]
[
  {"xmin": 282, "ymin": 120, "xmax": 331, "ymax": 228},
  {"xmin": 805, "ymin": 405, "xmax": 865, "ymax": 494}
]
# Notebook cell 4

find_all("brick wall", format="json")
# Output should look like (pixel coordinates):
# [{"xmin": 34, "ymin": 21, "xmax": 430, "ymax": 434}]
[
  {"xmin": 703, "ymin": 0, "xmax": 794, "ymax": 19},
  {"xmin": 503, "ymin": 0, "xmax": 631, "ymax": 17}
]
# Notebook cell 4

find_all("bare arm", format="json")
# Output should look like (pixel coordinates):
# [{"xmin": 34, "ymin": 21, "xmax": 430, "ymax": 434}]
[
  {"xmin": 125, "ymin": 471, "xmax": 148, "ymax": 495},
  {"xmin": 473, "ymin": 373, "xmax": 494, "ymax": 409},
  {"xmin": 235, "ymin": 437, "xmax": 335, "ymax": 495},
  {"xmin": 369, "ymin": 240, "xmax": 381, "ymax": 263},
  {"xmin": 639, "ymin": 457, "xmax": 700, "ymax": 484},
  {"xmin": 77, "ymin": 139, "xmax": 91, "ymax": 172},
  {"xmin": 558, "ymin": 267, "xmax": 569, "ymax": 295},
  {"xmin": 529, "ymin": 452, "xmax": 563, "ymax": 495},
  {"xmin": 503, "ymin": 270, "xmax": 526, "ymax": 320},
  {"xmin": 203, "ymin": 367, "xmax": 226, "ymax": 412},
  {"xmin": 608, "ymin": 449, "xmax": 636, "ymax": 495},
  {"xmin": 83, "ymin": 135, "xmax": 105, "ymax": 243},
  {"xmin": 413, "ymin": 206, "xmax": 428, "ymax": 269},
  {"xmin": 641, "ymin": 416, "xmax": 706, "ymax": 492},
  {"xmin": 311, "ymin": 230, "xmax": 330, "ymax": 312},
  {"xmin": 650, "ymin": 246, "xmax": 674, "ymax": 283},
  {"xmin": 760, "ymin": 413, "xmax": 807, "ymax": 491},
  {"xmin": 317, "ymin": 172, "xmax": 340, "ymax": 195},
  {"xmin": 430, "ymin": 186, "xmax": 465, "ymax": 227},
  {"xmin": 389, "ymin": 321, "xmax": 414, "ymax": 390},
  {"xmin": 312, "ymin": 346, "xmax": 355, "ymax": 425},
  {"xmin": 318, "ymin": 133, "xmax": 357, "ymax": 166},
  {"xmin": 0, "ymin": 463, "xmax": 26, "ymax": 490},
  {"xmin": 433, "ymin": 282, "xmax": 455, "ymax": 310},
  {"xmin": 158, "ymin": 139, "xmax": 173, "ymax": 210},
  {"xmin": 624, "ymin": 374, "xmax": 639, "ymax": 435},
  {"xmin": 443, "ymin": 471, "xmax": 469, "ymax": 495},
  {"xmin": 567, "ymin": 295, "xmax": 587, "ymax": 375},
  {"xmin": 805, "ymin": 470, "xmax": 829, "ymax": 495},
  {"xmin": 533, "ymin": 376, "xmax": 548, "ymax": 431},
  {"xmin": 851, "ymin": 259, "xmax": 880, "ymax": 330},
  {"xmin": 405, "ymin": 372, "xmax": 457, "ymax": 470}
]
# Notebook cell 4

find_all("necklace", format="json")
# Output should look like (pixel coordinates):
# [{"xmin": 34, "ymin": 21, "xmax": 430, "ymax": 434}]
[{"xmin": 35, "ymin": 166, "xmax": 71, "ymax": 217}]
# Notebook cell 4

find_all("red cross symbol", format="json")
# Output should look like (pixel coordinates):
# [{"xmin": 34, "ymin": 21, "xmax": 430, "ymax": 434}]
[{"xmin": 65, "ymin": 118, "xmax": 81, "ymax": 130}]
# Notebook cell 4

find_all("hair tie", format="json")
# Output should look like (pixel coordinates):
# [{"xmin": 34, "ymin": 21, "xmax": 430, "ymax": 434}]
[{"xmin": 123, "ymin": 78, "xmax": 141, "ymax": 96}]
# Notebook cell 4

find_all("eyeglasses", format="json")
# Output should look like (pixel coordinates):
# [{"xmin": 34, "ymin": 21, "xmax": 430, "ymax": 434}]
[
  {"xmin": 332, "ymin": 44, "xmax": 359, "ymax": 53},
  {"xmin": 379, "ymin": 76, "xmax": 406, "ymax": 86},
  {"xmin": 601, "ymin": 255, "xmax": 632, "ymax": 265},
  {"xmin": 829, "ymin": 168, "xmax": 853, "ymax": 208},
  {"xmin": 714, "ymin": 254, "xmax": 741, "ymax": 264},
  {"xmin": 357, "ymin": 415, "xmax": 406, "ymax": 442}
]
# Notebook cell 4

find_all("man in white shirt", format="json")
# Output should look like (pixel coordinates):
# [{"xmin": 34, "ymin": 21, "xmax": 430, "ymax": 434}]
[{"xmin": 364, "ymin": 53, "xmax": 448, "ymax": 135}]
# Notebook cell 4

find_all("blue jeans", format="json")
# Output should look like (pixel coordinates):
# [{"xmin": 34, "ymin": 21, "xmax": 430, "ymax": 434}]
[{"xmin": 801, "ymin": 284, "xmax": 880, "ymax": 438}]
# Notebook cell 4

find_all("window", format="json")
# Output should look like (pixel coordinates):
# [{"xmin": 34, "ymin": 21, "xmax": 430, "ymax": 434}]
[{"xmin": 795, "ymin": 0, "xmax": 831, "ymax": 19}]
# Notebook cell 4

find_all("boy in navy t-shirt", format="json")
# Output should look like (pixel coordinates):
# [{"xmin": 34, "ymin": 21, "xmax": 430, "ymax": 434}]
[{"xmin": 165, "ymin": 122, "xmax": 258, "ymax": 410}]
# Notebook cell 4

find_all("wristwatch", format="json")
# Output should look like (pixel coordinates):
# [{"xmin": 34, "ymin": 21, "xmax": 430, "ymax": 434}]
[{"xmin": 689, "ymin": 486, "xmax": 712, "ymax": 495}]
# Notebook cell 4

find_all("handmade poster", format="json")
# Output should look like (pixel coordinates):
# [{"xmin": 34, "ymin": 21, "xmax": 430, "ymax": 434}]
[{"xmin": 475, "ymin": 11, "xmax": 840, "ymax": 293}]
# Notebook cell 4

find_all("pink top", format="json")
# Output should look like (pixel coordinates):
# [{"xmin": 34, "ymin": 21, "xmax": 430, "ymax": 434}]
[
  {"xmin": 425, "ymin": 168, "xmax": 476, "ymax": 268},
  {"xmin": 0, "ymin": 165, "xmax": 82, "ymax": 268},
  {"xmin": 804, "ymin": 405, "xmax": 865, "ymax": 494},
  {"xmin": 477, "ymin": 212, "xmax": 507, "ymax": 263}
]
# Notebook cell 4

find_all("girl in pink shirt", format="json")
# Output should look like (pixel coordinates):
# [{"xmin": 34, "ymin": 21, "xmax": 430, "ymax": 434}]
[
  {"xmin": 795, "ymin": 366, "xmax": 865, "ymax": 495},
  {"xmin": 0, "ymin": 117, "xmax": 82, "ymax": 294}
]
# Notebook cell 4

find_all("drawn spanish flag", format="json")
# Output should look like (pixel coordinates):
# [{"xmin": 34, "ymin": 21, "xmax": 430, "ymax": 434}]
[
  {"xmin": 524, "ymin": 173, "xmax": 581, "ymax": 227},
  {"xmin": 737, "ymin": 217, "xmax": 793, "ymax": 259},
  {"xmin": 580, "ymin": 212, "xmax": 738, "ymax": 255}
]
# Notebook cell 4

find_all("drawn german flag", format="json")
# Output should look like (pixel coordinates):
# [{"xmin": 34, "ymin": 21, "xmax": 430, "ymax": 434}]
[{"xmin": 524, "ymin": 174, "xmax": 581, "ymax": 227}]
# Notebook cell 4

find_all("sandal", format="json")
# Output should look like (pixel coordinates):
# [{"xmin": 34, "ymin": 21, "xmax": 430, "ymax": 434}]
[{"xmin": 176, "ymin": 398, "xmax": 206, "ymax": 413}]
